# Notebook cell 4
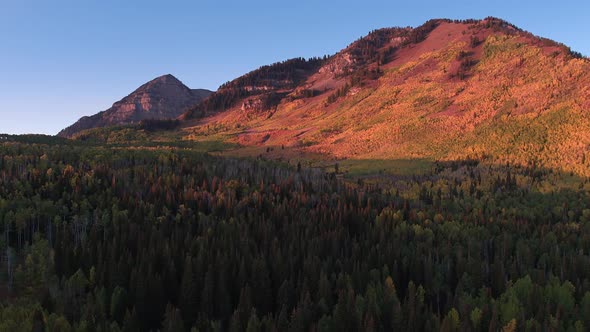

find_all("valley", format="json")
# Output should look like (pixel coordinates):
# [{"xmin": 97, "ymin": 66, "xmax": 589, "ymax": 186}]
[{"xmin": 2, "ymin": 16, "xmax": 590, "ymax": 331}]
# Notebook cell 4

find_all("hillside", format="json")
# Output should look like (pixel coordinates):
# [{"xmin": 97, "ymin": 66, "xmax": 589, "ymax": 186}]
[
  {"xmin": 58, "ymin": 74, "xmax": 212, "ymax": 137},
  {"xmin": 176, "ymin": 18, "xmax": 590, "ymax": 175},
  {"xmin": 7, "ymin": 16, "xmax": 590, "ymax": 332}
]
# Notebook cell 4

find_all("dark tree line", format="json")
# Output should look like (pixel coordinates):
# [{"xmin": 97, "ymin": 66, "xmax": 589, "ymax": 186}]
[{"xmin": 138, "ymin": 119, "xmax": 181, "ymax": 132}]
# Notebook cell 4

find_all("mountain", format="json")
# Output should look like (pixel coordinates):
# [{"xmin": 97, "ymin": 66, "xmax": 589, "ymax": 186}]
[
  {"xmin": 178, "ymin": 18, "xmax": 590, "ymax": 175},
  {"xmin": 58, "ymin": 74, "xmax": 212, "ymax": 137}
]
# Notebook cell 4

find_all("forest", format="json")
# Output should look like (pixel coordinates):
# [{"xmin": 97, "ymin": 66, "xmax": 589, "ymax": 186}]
[
  {"xmin": 1, "ymin": 136, "xmax": 590, "ymax": 331},
  {"xmin": 184, "ymin": 57, "xmax": 327, "ymax": 118}
]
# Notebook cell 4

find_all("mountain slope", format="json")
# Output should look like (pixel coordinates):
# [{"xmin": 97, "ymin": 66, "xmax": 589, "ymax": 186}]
[
  {"xmin": 180, "ymin": 57, "xmax": 327, "ymax": 121},
  {"xmin": 58, "ymin": 74, "xmax": 212, "ymax": 137},
  {"xmin": 179, "ymin": 18, "xmax": 590, "ymax": 175}
]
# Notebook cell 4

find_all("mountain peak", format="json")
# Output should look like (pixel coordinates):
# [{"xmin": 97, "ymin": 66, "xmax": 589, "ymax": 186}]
[
  {"xmin": 138, "ymin": 74, "xmax": 187, "ymax": 92},
  {"xmin": 151, "ymin": 73, "xmax": 182, "ymax": 83},
  {"xmin": 58, "ymin": 75, "xmax": 212, "ymax": 137}
]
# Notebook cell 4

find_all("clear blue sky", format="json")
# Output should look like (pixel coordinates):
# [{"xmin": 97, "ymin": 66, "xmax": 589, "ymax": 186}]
[{"xmin": 1, "ymin": 0, "xmax": 589, "ymax": 135}]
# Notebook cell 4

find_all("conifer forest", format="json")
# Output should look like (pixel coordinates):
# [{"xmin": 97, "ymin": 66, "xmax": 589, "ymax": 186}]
[{"xmin": 2, "ymin": 136, "xmax": 590, "ymax": 331}]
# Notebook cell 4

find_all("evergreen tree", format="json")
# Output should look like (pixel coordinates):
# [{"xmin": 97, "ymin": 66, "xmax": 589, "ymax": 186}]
[{"xmin": 162, "ymin": 304, "xmax": 185, "ymax": 332}]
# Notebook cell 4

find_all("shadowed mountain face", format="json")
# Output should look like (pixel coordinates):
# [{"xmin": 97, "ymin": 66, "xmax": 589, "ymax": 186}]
[{"xmin": 58, "ymin": 74, "xmax": 212, "ymax": 137}]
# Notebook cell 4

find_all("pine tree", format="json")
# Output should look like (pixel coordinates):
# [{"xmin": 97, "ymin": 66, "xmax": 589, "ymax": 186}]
[
  {"xmin": 179, "ymin": 256, "xmax": 199, "ymax": 327},
  {"xmin": 162, "ymin": 304, "xmax": 185, "ymax": 332},
  {"xmin": 122, "ymin": 308, "xmax": 140, "ymax": 332},
  {"xmin": 110, "ymin": 286, "xmax": 128, "ymax": 323},
  {"xmin": 246, "ymin": 309, "xmax": 261, "ymax": 332}
]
